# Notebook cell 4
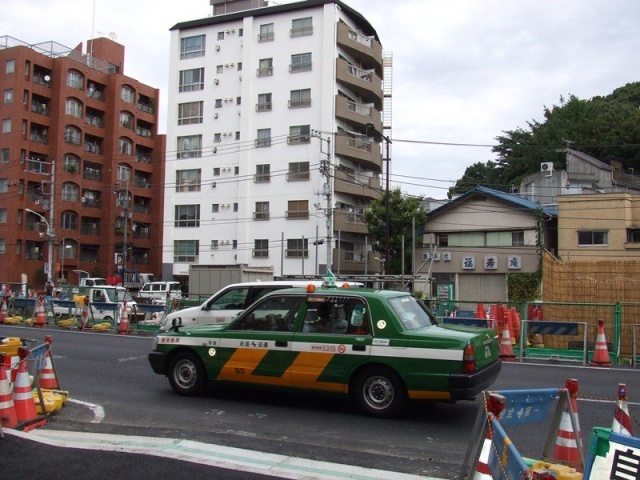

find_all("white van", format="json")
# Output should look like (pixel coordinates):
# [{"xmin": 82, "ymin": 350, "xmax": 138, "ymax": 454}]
[
  {"xmin": 159, "ymin": 280, "xmax": 362, "ymax": 332},
  {"xmin": 138, "ymin": 281, "xmax": 182, "ymax": 303}
]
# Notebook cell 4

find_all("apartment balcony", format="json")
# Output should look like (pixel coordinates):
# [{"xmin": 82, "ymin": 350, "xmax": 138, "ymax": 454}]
[
  {"xmin": 336, "ymin": 22, "xmax": 383, "ymax": 75},
  {"xmin": 334, "ymin": 169, "xmax": 380, "ymax": 200},
  {"xmin": 335, "ymin": 95, "xmax": 381, "ymax": 130},
  {"xmin": 335, "ymin": 58, "xmax": 383, "ymax": 110},
  {"xmin": 333, "ymin": 209, "xmax": 369, "ymax": 235},
  {"xmin": 332, "ymin": 250, "xmax": 381, "ymax": 275},
  {"xmin": 334, "ymin": 134, "xmax": 381, "ymax": 172}
]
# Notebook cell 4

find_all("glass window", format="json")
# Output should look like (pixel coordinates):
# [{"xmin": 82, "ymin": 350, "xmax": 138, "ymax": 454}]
[
  {"xmin": 290, "ymin": 53, "xmax": 312, "ymax": 73},
  {"xmin": 119, "ymin": 137, "xmax": 133, "ymax": 156},
  {"xmin": 254, "ymin": 201, "xmax": 269, "ymax": 220},
  {"xmin": 67, "ymin": 70, "xmax": 84, "ymax": 89},
  {"xmin": 121, "ymin": 85, "xmax": 135, "ymax": 103},
  {"xmin": 291, "ymin": 17, "xmax": 313, "ymax": 37},
  {"xmin": 254, "ymin": 239, "xmax": 269, "ymax": 258},
  {"xmin": 287, "ymin": 200, "xmax": 309, "ymax": 219},
  {"xmin": 256, "ymin": 128, "xmax": 271, "ymax": 147},
  {"xmin": 388, "ymin": 295, "xmax": 437, "ymax": 330},
  {"xmin": 177, "ymin": 135, "xmax": 202, "ymax": 158},
  {"xmin": 61, "ymin": 184, "xmax": 79, "ymax": 202},
  {"xmin": 302, "ymin": 297, "xmax": 370, "ymax": 335},
  {"xmin": 212, "ymin": 204, "xmax": 219, "ymax": 213},
  {"xmin": 286, "ymin": 238, "xmax": 308, "ymax": 257},
  {"xmin": 1, "ymin": 148, "xmax": 9, "ymax": 163},
  {"xmin": 177, "ymin": 169, "xmax": 201, "ymax": 192},
  {"xmin": 180, "ymin": 35, "xmax": 206, "ymax": 59},
  {"xmin": 65, "ymin": 98, "xmax": 83, "ymax": 118},
  {"xmin": 178, "ymin": 101, "xmax": 203, "ymax": 125},
  {"xmin": 3, "ymin": 89, "xmax": 13, "ymax": 104},
  {"xmin": 0, "ymin": 208, "xmax": 7, "ymax": 223},
  {"xmin": 257, "ymin": 58, "xmax": 273, "ymax": 77},
  {"xmin": 174, "ymin": 240, "xmax": 199, "ymax": 263},
  {"xmin": 257, "ymin": 93, "xmax": 272, "ymax": 112},
  {"xmin": 60, "ymin": 211, "xmax": 78, "ymax": 230},
  {"xmin": 289, "ymin": 89, "xmax": 311, "ymax": 108},
  {"xmin": 120, "ymin": 111, "xmax": 134, "ymax": 129},
  {"xmin": 175, "ymin": 204, "xmax": 200, "ymax": 227},
  {"xmin": 288, "ymin": 125, "xmax": 310, "ymax": 145},
  {"xmin": 5, "ymin": 59, "xmax": 15, "ymax": 74},
  {"xmin": 578, "ymin": 231, "xmax": 608, "ymax": 246},
  {"xmin": 64, "ymin": 125, "xmax": 81, "ymax": 145},
  {"xmin": 2, "ymin": 119, "xmax": 11, "ymax": 133},
  {"xmin": 179, "ymin": 68, "xmax": 205, "ymax": 92},
  {"xmin": 255, "ymin": 164, "xmax": 270, "ymax": 183},
  {"xmin": 230, "ymin": 295, "xmax": 304, "ymax": 332},
  {"xmin": 117, "ymin": 164, "xmax": 131, "ymax": 182},
  {"xmin": 288, "ymin": 162, "xmax": 309, "ymax": 181},
  {"xmin": 258, "ymin": 23, "xmax": 274, "ymax": 42}
]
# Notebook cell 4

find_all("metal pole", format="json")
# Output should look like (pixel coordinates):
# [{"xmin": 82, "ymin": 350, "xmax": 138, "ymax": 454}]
[{"xmin": 385, "ymin": 140, "xmax": 390, "ymax": 274}]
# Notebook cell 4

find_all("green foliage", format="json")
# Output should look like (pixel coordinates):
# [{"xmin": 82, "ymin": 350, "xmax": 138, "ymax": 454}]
[
  {"xmin": 363, "ymin": 187, "xmax": 427, "ymax": 275},
  {"xmin": 451, "ymin": 82, "xmax": 640, "ymax": 195},
  {"xmin": 507, "ymin": 272, "xmax": 541, "ymax": 303}
]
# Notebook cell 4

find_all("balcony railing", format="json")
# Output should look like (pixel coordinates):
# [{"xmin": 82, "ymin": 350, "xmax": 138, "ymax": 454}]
[
  {"xmin": 257, "ymin": 67, "xmax": 273, "ymax": 77},
  {"xmin": 253, "ymin": 212, "xmax": 270, "ymax": 220},
  {"xmin": 81, "ymin": 224, "xmax": 100, "ymax": 235}
]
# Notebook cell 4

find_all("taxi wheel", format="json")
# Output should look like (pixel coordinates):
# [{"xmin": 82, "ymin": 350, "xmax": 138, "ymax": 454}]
[
  {"xmin": 353, "ymin": 367, "xmax": 406, "ymax": 418},
  {"xmin": 168, "ymin": 351, "xmax": 207, "ymax": 396}
]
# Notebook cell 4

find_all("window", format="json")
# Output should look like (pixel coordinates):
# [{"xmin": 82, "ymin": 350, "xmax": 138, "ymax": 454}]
[
  {"xmin": 1, "ymin": 148, "xmax": 8, "ymax": 163},
  {"xmin": 0, "ymin": 239, "xmax": 5, "ymax": 254},
  {"xmin": 232, "ymin": 240, "xmax": 237, "ymax": 249},
  {"xmin": 65, "ymin": 98, "xmax": 82, "ymax": 118},
  {"xmin": 121, "ymin": 85, "xmax": 135, "ymax": 103},
  {"xmin": 179, "ymin": 68, "xmax": 205, "ymax": 92},
  {"xmin": 236, "ymin": 97, "xmax": 241, "ymax": 105},
  {"xmin": 254, "ymin": 239, "xmax": 269, "ymax": 258},
  {"xmin": 288, "ymin": 125, "xmax": 310, "ymax": 144},
  {"xmin": 215, "ymin": 98, "xmax": 223, "ymax": 108},
  {"xmin": 0, "ymin": 208, "xmax": 6, "ymax": 223},
  {"xmin": 233, "ymin": 203, "xmax": 238, "ymax": 212},
  {"xmin": 217, "ymin": 65, "xmax": 223, "ymax": 74},
  {"xmin": 288, "ymin": 162, "xmax": 309, "ymax": 181},
  {"xmin": 286, "ymin": 238, "xmax": 308, "ymax": 257},
  {"xmin": 175, "ymin": 204, "xmax": 200, "ymax": 227},
  {"xmin": 237, "ymin": 62, "xmax": 242, "ymax": 71},
  {"xmin": 290, "ymin": 53, "xmax": 312, "ymax": 72},
  {"xmin": 231, "ymin": 295, "xmax": 304, "ymax": 332},
  {"xmin": 0, "ymin": 178, "xmax": 7, "ymax": 193},
  {"xmin": 63, "ymin": 154, "xmax": 80, "ymax": 173},
  {"xmin": 255, "ymin": 164, "xmax": 270, "ymax": 183},
  {"xmin": 291, "ymin": 17, "xmax": 313, "ymax": 37},
  {"xmin": 512, "ymin": 231, "xmax": 524, "ymax": 246},
  {"xmin": 214, "ymin": 133, "xmax": 222, "ymax": 143},
  {"xmin": 212, "ymin": 204, "xmax": 219, "ymax": 213},
  {"xmin": 217, "ymin": 31, "xmax": 224, "ymax": 41},
  {"xmin": 174, "ymin": 240, "xmax": 199, "ymax": 263},
  {"xmin": 180, "ymin": 35, "xmax": 206, "ymax": 59},
  {"xmin": 258, "ymin": 23, "xmax": 274, "ymax": 42},
  {"xmin": 211, "ymin": 240, "xmax": 219, "ymax": 250},
  {"xmin": 256, "ymin": 93, "xmax": 272, "ymax": 112},
  {"xmin": 2, "ymin": 119, "xmax": 11, "ymax": 134},
  {"xmin": 254, "ymin": 201, "xmax": 269, "ymax": 220},
  {"xmin": 302, "ymin": 297, "xmax": 370, "ymax": 335},
  {"xmin": 61, "ymin": 183, "xmax": 79, "ymax": 202},
  {"xmin": 627, "ymin": 229, "xmax": 640, "ymax": 243},
  {"xmin": 177, "ymin": 135, "xmax": 202, "ymax": 158},
  {"xmin": 67, "ymin": 70, "xmax": 84, "ymax": 89},
  {"xmin": 234, "ymin": 166, "xmax": 239, "ymax": 175},
  {"xmin": 5, "ymin": 59, "xmax": 15, "ymax": 74},
  {"xmin": 257, "ymin": 58, "xmax": 273, "ymax": 77},
  {"xmin": 117, "ymin": 164, "xmax": 131, "ymax": 182},
  {"xmin": 289, "ymin": 88, "xmax": 311, "ymax": 108},
  {"xmin": 213, "ymin": 168, "xmax": 221, "ymax": 176},
  {"xmin": 287, "ymin": 200, "xmax": 309, "ymax": 219},
  {"xmin": 235, "ymin": 131, "xmax": 240, "ymax": 140},
  {"xmin": 60, "ymin": 211, "xmax": 78, "ymax": 230},
  {"xmin": 3, "ymin": 89, "xmax": 13, "ymax": 104},
  {"xmin": 578, "ymin": 230, "xmax": 608, "ymax": 246},
  {"xmin": 239, "ymin": 28, "xmax": 243, "ymax": 37},
  {"xmin": 64, "ymin": 125, "xmax": 81, "ymax": 145},
  {"xmin": 256, "ymin": 129, "xmax": 271, "ymax": 147},
  {"xmin": 117, "ymin": 111, "xmax": 133, "ymax": 129},
  {"xmin": 119, "ymin": 137, "xmax": 133, "ymax": 156}
]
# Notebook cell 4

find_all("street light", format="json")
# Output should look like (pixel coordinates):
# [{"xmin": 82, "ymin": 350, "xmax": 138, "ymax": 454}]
[
  {"xmin": 25, "ymin": 208, "xmax": 55, "ymax": 285},
  {"xmin": 366, "ymin": 123, "xmax": 392, "ymax": 274}
]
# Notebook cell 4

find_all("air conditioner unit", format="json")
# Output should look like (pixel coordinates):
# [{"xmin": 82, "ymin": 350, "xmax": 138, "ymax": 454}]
[
  {"xmin": 211, "ymin": 182, "xmax": 216, "ymax": 188},
  {"xmin": 541, "ymin": 162, "xmax": 553, "ymax": 176}
]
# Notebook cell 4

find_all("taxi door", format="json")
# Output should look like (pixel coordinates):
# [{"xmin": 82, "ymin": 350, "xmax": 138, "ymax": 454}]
[
  {"xmin": 289, "ymin": 295, "xmax": 372, "ymax": 393},
  {"xmin": 216, "ymin": 295, "xmax": 303, "ymax": 387}
]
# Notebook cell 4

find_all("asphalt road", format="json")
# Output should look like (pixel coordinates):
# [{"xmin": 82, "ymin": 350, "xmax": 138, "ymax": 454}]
[{"xmin": 1, "ymin": 324, "xmax": 638, "ymax": 479}]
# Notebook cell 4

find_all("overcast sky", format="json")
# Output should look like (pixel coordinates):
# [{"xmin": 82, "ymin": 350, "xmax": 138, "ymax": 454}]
[{"xmin": 3, "ymin": 0, "xmax": 638, "ymax": 198}]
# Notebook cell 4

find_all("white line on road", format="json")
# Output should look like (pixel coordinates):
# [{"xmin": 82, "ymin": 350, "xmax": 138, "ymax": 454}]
[{"xmin": 5, "ymin": 429, "xmax": 446, "ymax": 480}]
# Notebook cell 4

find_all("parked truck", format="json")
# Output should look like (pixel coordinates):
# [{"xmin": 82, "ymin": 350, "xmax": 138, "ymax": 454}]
[
  {"xmin": 52, "ymin": 284, "xmax": 137, "ymax": 323},
  {"xmin": 188, "ymin": 264, "xmax": 274, "ymax": 297}
]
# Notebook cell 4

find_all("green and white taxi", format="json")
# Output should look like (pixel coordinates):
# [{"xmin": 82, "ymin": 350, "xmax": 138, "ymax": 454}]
[{"xmin": 148, "ymin": 284, "xmax": 502, "ymax": 417}]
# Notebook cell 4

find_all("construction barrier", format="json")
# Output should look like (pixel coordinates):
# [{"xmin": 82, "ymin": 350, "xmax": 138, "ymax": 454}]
[
  {"xmin": 520, "ymin": 321, "xmax": 589, "ymax": 365},
  {"xmin": 583, "ymin": 428, "xmax": 640, "ymax": 479}
]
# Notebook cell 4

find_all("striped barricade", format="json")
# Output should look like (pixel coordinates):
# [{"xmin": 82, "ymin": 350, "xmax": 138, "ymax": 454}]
[
  {"xmin": 442, "ymin": 317, "xmax": 490, "ymax": 328},
  {"xmin": 520, "ymin": 320, "xmax": 589, "ymax": 365}
]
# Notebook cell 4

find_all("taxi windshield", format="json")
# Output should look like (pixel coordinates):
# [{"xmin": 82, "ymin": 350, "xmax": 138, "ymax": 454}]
[{"xmin": 388, "ymin": 295, "xmax": 436, "ymax": 330}]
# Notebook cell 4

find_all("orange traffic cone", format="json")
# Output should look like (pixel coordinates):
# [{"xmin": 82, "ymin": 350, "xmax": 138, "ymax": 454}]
[
  {"xmin": 474, "ymin": 426, "xmax": 493, "ymax": 479},
  {"xmin": 590, "ymin": 320, "xmax": 612, "ymax": 367},
  {"xmin": 34, "ymin": 295, "xmax": 46, "ymax": 328},
  {"xmin": 118, "ymin": 302, "xmax": 130, "ymax": 334},
  {"xmin": 0, "ymin": 298, "xmax": 7, "ymax": 322},
  {"xmin": 553, "ymin": 379, "xmax": 582, "ymax": 468},
  {"xmin": 476, "ymin": 303, "xmax": 486, "ymax": 321},
  {"xmin": 4, "ymin": 354, "xmax": 19, "ymax": 385},
  {"xmin": 0, "ymin": 353, "xmax": 18, "ymax": 429},
  {"xmin": 12, "ymin": 349, "xmax": 46, "ymax": 431},
  {"xmin": 612, "ymin": 383, "xmax": 633, "ymax": 436},
  {"xmin": 499, "ymin": 325, "xmax": 516, "ymax": 361},
  {"xmin": 38, "ymin": 337, "xmax": 59, "ymax": 390}
]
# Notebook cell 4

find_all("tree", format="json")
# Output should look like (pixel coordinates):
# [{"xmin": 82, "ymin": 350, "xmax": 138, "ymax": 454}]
[
  {"xmin": 451, "ymin": 82, "xmax": 640, "ymax": 194},
  {"xmin": 363, "ymin": 188, "xmax": 427, "ymax": 275}
]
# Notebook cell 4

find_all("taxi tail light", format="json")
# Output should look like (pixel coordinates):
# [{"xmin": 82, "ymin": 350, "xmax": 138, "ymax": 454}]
[{"xmin": 463, "ymin": 344, "xmax": 476, "ymax": 373}]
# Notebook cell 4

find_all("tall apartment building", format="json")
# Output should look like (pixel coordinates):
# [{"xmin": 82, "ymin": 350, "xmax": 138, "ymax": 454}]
[
  {"xmin": 0, "ymin": 35, "xmax": 165, "ymax": 286},
  {"xmin": 164, "ymin": 0, "xmax": 388, "ymax": 282}
]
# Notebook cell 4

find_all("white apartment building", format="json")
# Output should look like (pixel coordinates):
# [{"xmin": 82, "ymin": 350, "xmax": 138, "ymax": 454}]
[{"xmin": 163, "ymin": 0, "xmax": 388, "ymax": 283}]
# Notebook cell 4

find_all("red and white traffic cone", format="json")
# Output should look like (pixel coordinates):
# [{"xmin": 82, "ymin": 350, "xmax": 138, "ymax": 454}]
[
  {"xmin": 38, "ymin": 337, "xmax": 60, "ymax": 390},
  {"xmin": 553, "ymin": 378, "xmax": 582, "ymax": 468},
  {"xmin": 0, "ymin": 298, "xmax": 7, "ymax": 323},
  {"xmin": 612, "ymin": 383, "xmax": 633, "ymax": 436},
  {"xmin": 34, "ymin": 295, "xmax": 46, "ymax": 328},
  {"xmin": 499, "ymin": 325, "xmax": 516, "ymax": 361},
  {"xmin": 590, "ymin": 320, "xmax": 612, "ymax": 367},
  {"xmin": 12, "ymin": 349, "xmax": 46, "ymax": 431},
  {"xmin": 0, "ymin": 353, "xmax": 18, "ymax": 429},
  {"xmin": 118, "ymin": 301, "xmax": 130, "ymax": 334}
]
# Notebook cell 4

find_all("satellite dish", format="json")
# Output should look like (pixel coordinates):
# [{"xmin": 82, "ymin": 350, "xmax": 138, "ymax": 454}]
[{"xmin": 108, "ymin": 32, "xmax": 117, "ymax": 41}]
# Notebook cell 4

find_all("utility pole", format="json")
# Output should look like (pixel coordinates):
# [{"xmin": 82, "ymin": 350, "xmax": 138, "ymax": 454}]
[{"xmin": 311, "ymin": 130, "xmax": 332, "ymax": 274}]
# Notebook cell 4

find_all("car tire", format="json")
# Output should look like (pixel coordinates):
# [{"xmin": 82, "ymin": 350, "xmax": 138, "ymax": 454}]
[
  {"xmin": 168, "ymin": 351, "xmax": 207, "ymax": 396},
  {"xmin": 352, "ymin": 367, "xmax": 406, "ymax": 418}
]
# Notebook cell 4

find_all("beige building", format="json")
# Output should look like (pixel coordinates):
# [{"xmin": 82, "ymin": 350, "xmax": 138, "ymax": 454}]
[{"xmin": 557, "ymin": 192, "xmax": 640, "ymax": 261}]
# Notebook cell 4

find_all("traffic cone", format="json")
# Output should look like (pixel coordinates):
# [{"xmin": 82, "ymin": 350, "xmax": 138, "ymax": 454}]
[
  {"xmin": 38, "ymin": 337, "xmax": 59, "ymax": 390},
  {"xmin": 34, "ymin": 295, "xmax": 46, "ymax": 328},
  {"xmin": 476, "ymin": 303, "xmax": 486, "ymax": 321},
  {"xmin": 612, "ymin": 383, "xmax": 633, "ymax": 436},
  {"xmin": 118, "ymin": 301, "xmax": 130, "ymax": 334},
  {"xmin": 79, "ymin": 302, "xmax": 89, "ymax": 330},
  {"xmin": 0, "ymin": 298, "xmax": 7, "ymax": 322},
  {"xmin": 0, "ymin": 354, "xmax": 18, "ymax": 429},
  {"xmin": 474, "ymin": 425, "xmax": 493, "ymax": 479},
  {"xmin": 499, "ymin": 324, "xmax": 516, "ymax": 361},
  {"xmin": 552, "ymin": 379, "xmax": 582, "ymax": 468},
  {"xmin": 589, "ymin": 320, "xmax": 612, "ymax": 367},
  {"xmin": 12, "ymin": 350, "xmax": 46, "ymax": 431}
]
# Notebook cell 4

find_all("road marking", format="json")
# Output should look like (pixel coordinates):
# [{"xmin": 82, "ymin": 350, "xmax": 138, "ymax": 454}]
[
  {"xmin": 67, "ymin": 398, "xmax": 105, "ymax": 423},
  {"xmin": 5, "ymin": 429, "xmax": 445, "ymax": 480}
]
